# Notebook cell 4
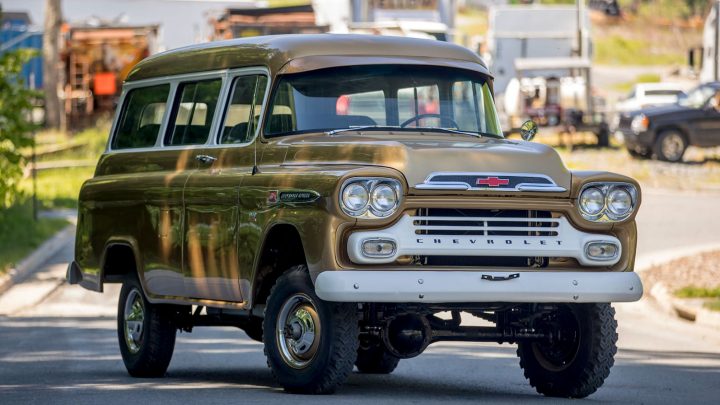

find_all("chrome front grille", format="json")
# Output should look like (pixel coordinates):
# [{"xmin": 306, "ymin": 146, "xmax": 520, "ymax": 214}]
[{"xmin": 413, "ymin": 208, "xmax": 559, "ymax": 237}]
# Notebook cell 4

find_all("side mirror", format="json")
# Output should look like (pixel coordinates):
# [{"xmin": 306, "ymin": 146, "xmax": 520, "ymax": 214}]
[{"xmin": 520, "ymin": 120, "xmax": 538, "ymax": 141}]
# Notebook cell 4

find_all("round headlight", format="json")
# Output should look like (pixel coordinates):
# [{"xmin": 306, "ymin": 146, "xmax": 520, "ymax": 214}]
[
  {"xmin": 579, "ymin": 187, "xmax": 605, "ymax": 216},
  {"xmin": 631, "ymin": 114, "xmax": 649, "ymax": 134},
  {"xmin": 607, "ymin": 188, "xmax": 633, "ymax": 217},
  {"xmin": 341, "ymin": 183, "xmax": 369, "ymax": 212},
  {"xmin": 370, "ymin": 184, "xmax": 398, "ymax": 213}
]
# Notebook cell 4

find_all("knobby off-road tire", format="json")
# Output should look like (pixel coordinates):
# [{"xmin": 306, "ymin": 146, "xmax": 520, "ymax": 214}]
[
  {"xmin": 517, "ymin": 303, "xmax": 618, "ymax": 398},
  {"xmin": 243, "ymin": 318, "xmax": 264, "ymax": 342},
  {"xmin": 263, "ymin": 265, "xmax": 359, "ymax": 394},
  {"xmin": 117, "ymin": 276, "xmax": 177, "ymax": 377},
  {"xmin": 355, "ymin": 345, "xmax": 400, "ymax": 374}
]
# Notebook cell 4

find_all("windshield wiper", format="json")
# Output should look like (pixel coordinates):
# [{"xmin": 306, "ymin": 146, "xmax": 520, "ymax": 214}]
[
  {"xmin": 414, "ymin": 127, "xmax": 503, "ymax": 139},
  {"xmin": 325, "ymin": 125, "xmax": 503, "ymax": 139},
  {"xmin": 326, "ymin": 125, "xmax": 400, "ymax": 135}
]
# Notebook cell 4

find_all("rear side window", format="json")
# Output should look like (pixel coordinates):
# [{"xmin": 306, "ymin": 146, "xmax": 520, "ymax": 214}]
[
  {"xmin": 112, "ymin": 84, "xmax": 170, "ymax": 149},
  {"xmin": 219, "ymin": 75, "xmax": 268, "ymax": 144},
  {"xmin": 164, "ymin": 79, "xmax": 222, "ymax": 146}
]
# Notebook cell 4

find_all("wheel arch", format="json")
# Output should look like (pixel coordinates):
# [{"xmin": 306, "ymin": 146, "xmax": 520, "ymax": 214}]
[
  {"xmin": 655, "ymin": 125, "xmax": 691, "ymax": 145},
  {"xmin": 251, "ymin": 223, "xmax": 308, "ymax": 308},
  {"xmin": 100, "ymin": 237, "xmax": 147, "ymax": 293}
]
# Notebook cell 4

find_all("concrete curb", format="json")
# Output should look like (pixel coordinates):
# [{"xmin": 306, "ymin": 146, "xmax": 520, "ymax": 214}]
[
  {"xmin": 646, "ymin": 269, "xmax": 720, "ymax": 329},
  {"xmin": 0, "ymin": 224, "xmax": 75, "ymax": 296}
]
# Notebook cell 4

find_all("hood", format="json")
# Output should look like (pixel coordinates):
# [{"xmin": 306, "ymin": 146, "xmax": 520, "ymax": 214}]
[
  {"xmin": 630, "ymin": 103, "xmax": 692, "ymax": 118},
  {"xmin": 273, "ymin": 133, "xmax": 571, "ymax": 195}
]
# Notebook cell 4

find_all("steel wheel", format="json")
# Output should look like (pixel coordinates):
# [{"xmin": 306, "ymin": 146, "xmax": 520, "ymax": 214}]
[
  {"xmin": 655, "ymin": 130, "xmax": 687, "ymax": 162},
  {"xmin": 530, "ymin": 307, "xmax": 580, "ymax": 372},
  {"xmin": 123, "ymin": 288, "xmax": 145, "ymax": 354},
  {"xmin": 661, "ymin": 133, "xmax": 684, "ymax": 161},
  {"xmin": 276, "ymin": 293, "xmax": 322, "ymax": 369}
]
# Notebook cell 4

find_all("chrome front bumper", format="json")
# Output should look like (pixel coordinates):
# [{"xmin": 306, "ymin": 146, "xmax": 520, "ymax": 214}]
[{"xmin": 314, "ymin": 270, "xmax": 643, "ymax": 303}]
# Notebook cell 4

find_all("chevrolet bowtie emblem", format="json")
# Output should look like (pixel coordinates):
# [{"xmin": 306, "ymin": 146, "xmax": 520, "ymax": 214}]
[{"xmin": 476, "ymin": 177, "xmax": 510, "ymax": 187}]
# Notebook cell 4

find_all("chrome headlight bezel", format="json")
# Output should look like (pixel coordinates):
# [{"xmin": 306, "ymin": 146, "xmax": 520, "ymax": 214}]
[
  {"xmin": 340, "ymin": 177, "xmax": 403, "ymax": 218},
  {"xmin": 577, "ymin": 182, "xmax": 638, "ymax": 222}
]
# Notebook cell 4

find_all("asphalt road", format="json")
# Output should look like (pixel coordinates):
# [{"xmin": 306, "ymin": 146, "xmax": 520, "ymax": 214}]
[{"xmin": 1, "ymin": 190, "xmax": 720, "ymax": 404}]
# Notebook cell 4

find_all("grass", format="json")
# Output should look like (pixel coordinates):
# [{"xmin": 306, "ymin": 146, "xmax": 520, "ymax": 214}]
[
  {"xmin": 594, "ymin": 35, "xmax": 686, "ymax": 66},
  {"xmin": 20, "ymin": 167, "xmax": 96, "ymax": 210},
  {"xmin": 0, "ymin": 202, "xmax": 69, "ymax": 274},
  {"xmin": 704, "ymin": 300, "xmax": 720, "ymax": 312},
  {"xmin": 0, "ymin": 124, "xmax": 107, "ymax": 273},
  {"xmin": 612, "ymin": 73, "xmax": 663, "ymax": 93},
  {"xmin": 675, "ymin": 286, "xmax": 720, "ymax": 299}
]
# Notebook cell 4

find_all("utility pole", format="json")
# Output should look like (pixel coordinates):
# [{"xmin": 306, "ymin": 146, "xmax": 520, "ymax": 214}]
[
  {"xmin": 715, "ymin": 0, "xmax": 719, "ymax": 81},
  {"xmin": 42, "ymin": 0, "xmax": 62, "ymax": 130}
]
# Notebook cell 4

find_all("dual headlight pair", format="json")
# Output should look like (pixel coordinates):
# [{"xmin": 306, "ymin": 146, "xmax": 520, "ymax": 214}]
[
  {"xmin": 340, "ymin": 178, "xmax": 402, "ymax": 218},
  {"xmin": 578, "ymin": 183, "xmax": 637, "ymax": 222}
]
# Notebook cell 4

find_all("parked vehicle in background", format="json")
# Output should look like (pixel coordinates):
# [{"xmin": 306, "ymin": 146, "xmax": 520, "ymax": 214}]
[
  {"xmin": 67, "ymin": 34, "xmax": 643, "ymax": 398},
  {"xmin": 620, "ymin": 82, "xmax": 720, "ymax": 161},
  {"xmin": 615, "ymin": 83, "xmax": 686, "ymax": 113}
]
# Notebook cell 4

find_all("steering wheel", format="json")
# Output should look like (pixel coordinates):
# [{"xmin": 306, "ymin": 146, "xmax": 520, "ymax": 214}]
[{"xmin": 400, "ymin": 113, "xmax": 459, "ymax": 129}]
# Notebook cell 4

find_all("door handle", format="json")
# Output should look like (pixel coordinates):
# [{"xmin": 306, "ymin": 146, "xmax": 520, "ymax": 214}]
[{"xmin": 195, "ymin": 154, "xmax": 217, "ymax": 164}]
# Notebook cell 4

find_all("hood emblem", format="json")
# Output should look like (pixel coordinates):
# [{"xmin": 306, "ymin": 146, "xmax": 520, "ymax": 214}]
[
  {"xmin": 476, "ymin": 176, "xmax": 510, "ymax": 187},
  {"xmin": 415, "ymin": 172, "xmax": 567, "ymax": 193}
]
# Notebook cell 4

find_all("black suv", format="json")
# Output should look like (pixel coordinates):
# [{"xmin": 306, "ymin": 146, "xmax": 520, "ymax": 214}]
[{"xmin": 620, "ymin": 82, "xmax": 720, "ymax": 162}]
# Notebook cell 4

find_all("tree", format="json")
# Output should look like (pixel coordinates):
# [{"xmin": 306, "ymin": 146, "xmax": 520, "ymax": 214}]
[
  {"xmin": 43, "ymin": 0, "xmax": 62, "ymax": 130},
  {"xmin": 0, "ymin": 50, "xmax": 38, "ymax": 209}
]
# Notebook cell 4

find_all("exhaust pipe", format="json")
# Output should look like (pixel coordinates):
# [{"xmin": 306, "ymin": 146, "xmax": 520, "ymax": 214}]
[{"xmin": 382, "ymin": 314, "xmax": 432, "ymax": 359}]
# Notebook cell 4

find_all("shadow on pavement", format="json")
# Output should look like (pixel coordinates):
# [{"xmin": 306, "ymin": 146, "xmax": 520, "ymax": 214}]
[{"xmin": 1, "ymin": 315, "xmax": 719, "ymax": 404}]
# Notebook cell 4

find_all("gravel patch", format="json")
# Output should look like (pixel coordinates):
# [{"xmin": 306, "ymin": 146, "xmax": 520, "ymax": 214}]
[{"xmin": 641, "ymin": 250, "xmax": 720, "ymax": 294}]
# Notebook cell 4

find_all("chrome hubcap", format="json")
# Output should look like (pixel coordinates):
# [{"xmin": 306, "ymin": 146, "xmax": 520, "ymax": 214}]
[
  {"xmin": 661, "ymin": 134, "xmax": 684, "ymax": 161},
  {"xmin": 276, "ymin": 293, "xmax": 321, "ymax": 369},
  {"xmin": 123, "ymin": 289, "xmax": 145, "ymax": 354}
]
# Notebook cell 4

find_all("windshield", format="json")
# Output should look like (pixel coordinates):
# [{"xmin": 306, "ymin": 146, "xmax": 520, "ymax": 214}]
[
  {"xmin": 678, "ymin": 85, "xmax": 716, "ymax": 108},
  {"xmin": 264, "ymin": 65, "xmax": 503, "ymax": 138}
]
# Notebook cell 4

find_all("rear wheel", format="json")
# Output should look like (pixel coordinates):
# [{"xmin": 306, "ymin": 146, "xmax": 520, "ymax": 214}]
[
  {"xmin": 263, "ymin": 265, "xmax": 359, "ymax": 394},
  {"xmin": 517, "ymin": 303, "xmax": 617, "ymax": 398},
  {"xmin": 654, "ymin": 130, "xmax": 687, "ymax": 162},
  {"xmin": 117, "ymin": 277, "xmax": 176, "ymax": 377},
  {"xmin": 355, "ymin": 344, "xmax": 400, "ymax": 374}
]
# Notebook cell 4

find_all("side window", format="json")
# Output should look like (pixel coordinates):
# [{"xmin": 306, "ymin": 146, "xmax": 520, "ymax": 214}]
[
  {"xmin": 112, "ymin": 84, "xmax": 170, "ymax": 149},
  {"xmin": 164, "ymin": 79, "xmax": 222, "ymax": 146},
  {"xmin": 219, "ymin": 75, "xmax": 268, "ymax": 144}
]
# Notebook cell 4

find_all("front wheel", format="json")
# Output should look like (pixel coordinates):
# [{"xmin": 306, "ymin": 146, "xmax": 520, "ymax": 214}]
[
  {"xmin": 117, "ymin": 277, "xmax": 177, "ymax": 377},
  {"xmin": 654, "ymin": 130, "xmax": 687, "ymax": 162},
  {"xmin": 517, "ymin": 303, "xmax": 618, "ymax": 398},
  {"xmin": 263, "ymin": 266, "xmax": 359, "ymax": 394}
]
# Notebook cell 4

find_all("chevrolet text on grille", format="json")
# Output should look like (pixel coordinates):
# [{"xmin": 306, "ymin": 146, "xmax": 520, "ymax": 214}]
[{"xmin": 415, "ymin": 237, "xmax": 562, "ymax": 245}]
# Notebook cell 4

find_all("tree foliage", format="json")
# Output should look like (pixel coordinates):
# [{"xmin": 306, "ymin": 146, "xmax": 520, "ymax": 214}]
[{"xmin": 0, "ymin": 49, "xmax": 39, "ymax": 209}]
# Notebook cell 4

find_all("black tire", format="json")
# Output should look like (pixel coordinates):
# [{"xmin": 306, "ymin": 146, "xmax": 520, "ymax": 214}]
[
  {"xmin": 517, "ymin": 303, "xmax": 618, "ymax": 398},
  {"xmin": 355, "ymin": 345, "xmax": 400, "ymax": 374},
  {"xmin": 654, "ymin": 130, "xmax": 687, "ymax": 162},
  {"xmin": 626, "ymin": 147, "xmax": 650, "ymax": 159},
  {"xmin": 243, "ymin": 318, "xmax": 264, "ymax": 342},
  {"xmin": 117, "ymin": 276, "xmax": 176, "ymax": 377},
  {"xmin": 263, "ymin": 265, "xmax": 359, "ymax": 394}
]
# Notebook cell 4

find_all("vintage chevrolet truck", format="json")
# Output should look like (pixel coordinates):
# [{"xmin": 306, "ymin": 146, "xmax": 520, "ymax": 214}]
[{"xmin": 67, "ymin": 34, "xmax": 642, "ymax": 398}]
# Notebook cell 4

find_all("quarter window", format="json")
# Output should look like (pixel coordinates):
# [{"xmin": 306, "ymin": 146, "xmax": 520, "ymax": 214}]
[
  {"xmin": 219, "ymin": 75, "xmax": 268, "ymax": 144},
  {"xmin": 164, "ymin": 79, "xmax": 222, "ymax": 146},
  {"xmin": 112, "ymin": 84, "xmax": 170, "ymax": 149}
]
